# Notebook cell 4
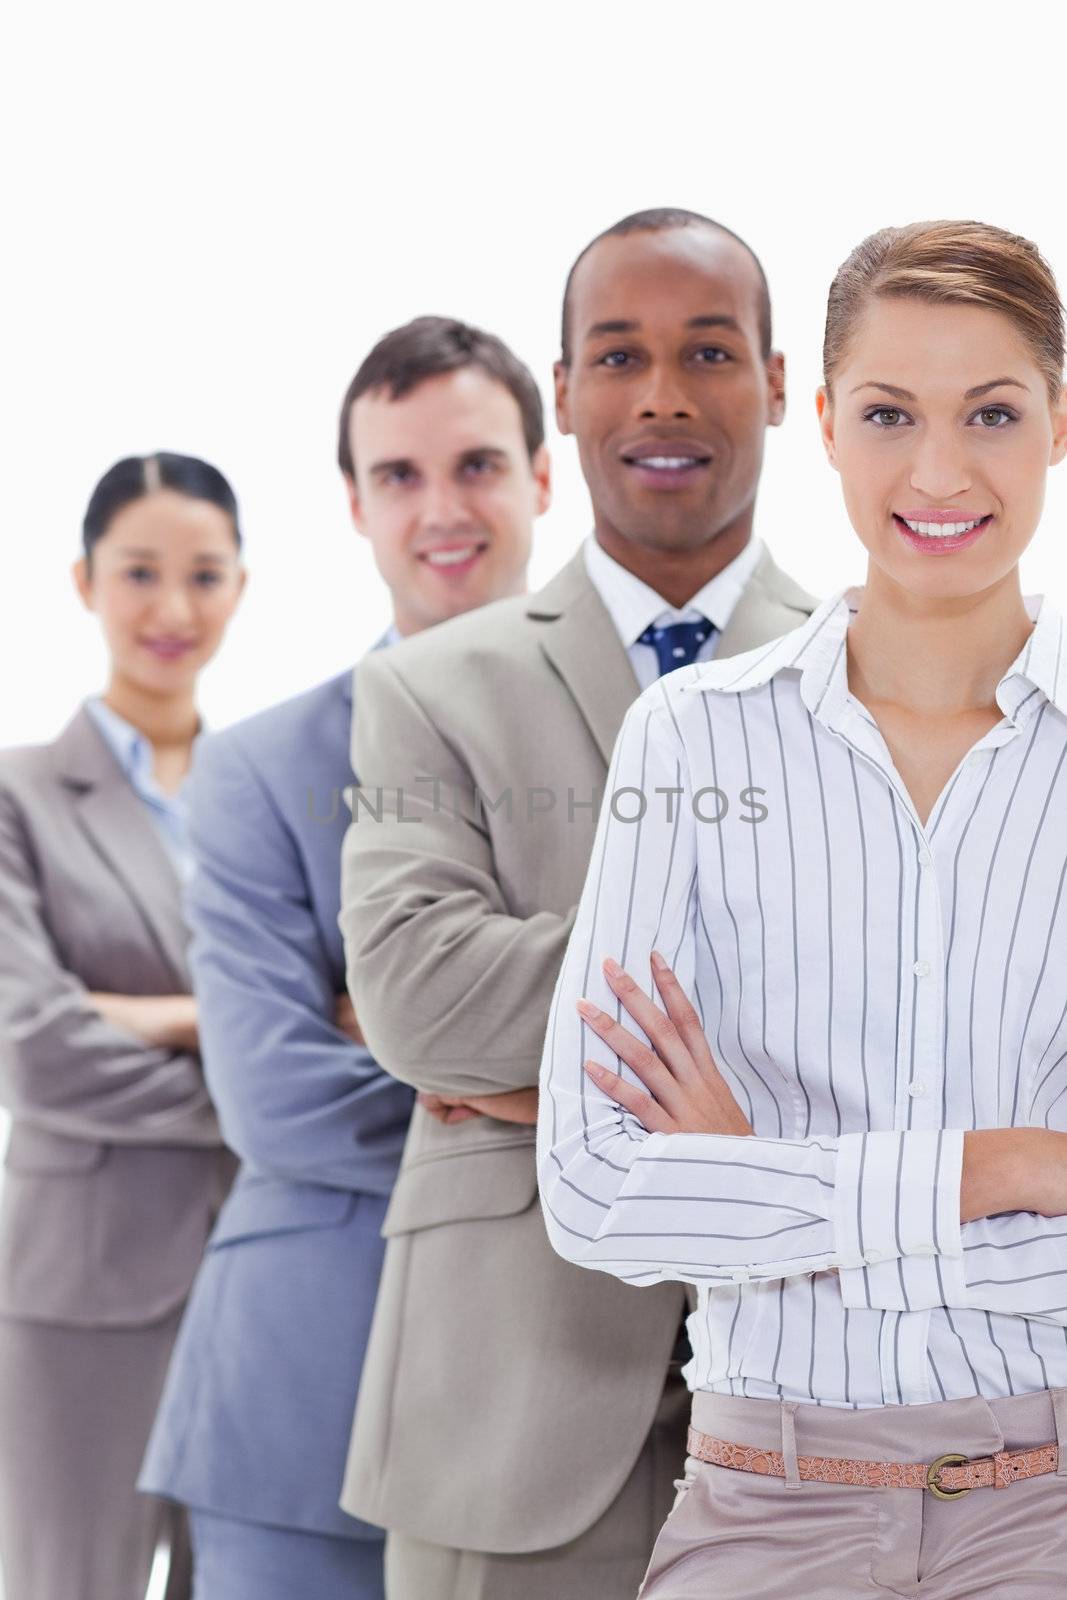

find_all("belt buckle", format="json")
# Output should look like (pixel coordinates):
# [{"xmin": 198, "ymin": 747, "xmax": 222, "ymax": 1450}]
[{"xmin": 927, "ymin": 1451, "xmax": 971, "ymax": 1500}]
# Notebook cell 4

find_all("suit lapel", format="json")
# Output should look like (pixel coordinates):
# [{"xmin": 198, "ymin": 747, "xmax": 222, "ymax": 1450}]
[
  {"xmin": 51, "ymin": 706, "xmax": 191, "ymax": 986},
  {"xmin": 715, "ymin": 546, "xmax": 817, "ymax": 658},
  {"xmin": 528, "ymin": 554, "xmax": 640, "ymax": 766}
]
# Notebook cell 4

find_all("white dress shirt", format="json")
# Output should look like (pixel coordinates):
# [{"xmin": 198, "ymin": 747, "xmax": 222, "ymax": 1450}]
[
  {"xmin": 538, "ymin": 584, "xmax": 1067, "ymax": 1409},
  {"xmin": 583, "ymin": 535, "xmax": 763, "ymax": 690}
]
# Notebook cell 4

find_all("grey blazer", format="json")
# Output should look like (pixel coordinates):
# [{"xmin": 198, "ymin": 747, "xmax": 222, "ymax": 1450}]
[
  {"xmin": 339, "ymin": 545, "xmax": 818, "ymax": 1552},
  {"xmin": 0, "ymin": 705, "xmax": 233, "ymax": 1327}
]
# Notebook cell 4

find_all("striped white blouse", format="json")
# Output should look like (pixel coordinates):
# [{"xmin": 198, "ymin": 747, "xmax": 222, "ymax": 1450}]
[{"xmin": 537, "ymin": 584, "xmax": 1067, "ymax": 1409}]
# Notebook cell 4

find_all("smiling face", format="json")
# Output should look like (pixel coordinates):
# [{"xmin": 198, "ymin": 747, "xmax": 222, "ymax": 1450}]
[
  {"xmin": 346, "ymin": 366, "xmax": 550, "ymax": 635},
  {"xmin": 72, "ymin": 490, "xmax": 245, "ymax": 696},
  {"xmin": 818, "ymin": 296, "xmax": 1067, "ymax": 598},
  {"xmin": 554, "ymin": 225, "xmax": 784, "ymax": 562}
]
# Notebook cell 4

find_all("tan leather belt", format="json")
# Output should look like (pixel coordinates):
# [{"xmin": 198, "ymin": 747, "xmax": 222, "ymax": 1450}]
[{"xmin": 687, "ymin": 1426, "xmax": 1060, "ymax": 1499}]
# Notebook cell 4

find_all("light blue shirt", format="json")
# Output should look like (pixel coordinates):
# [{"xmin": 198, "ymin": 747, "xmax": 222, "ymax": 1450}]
[{"xmin": 85, "ymin": 696, "xmax": 201, "ymax": 882}]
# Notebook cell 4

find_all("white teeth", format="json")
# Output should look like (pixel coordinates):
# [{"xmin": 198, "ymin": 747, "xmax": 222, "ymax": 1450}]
[
  {"xmin": 636, "ymin": 456, "xmax": 698, "ymax": 469},
  {"xmin": 902, "ymin": 517, "xmax": 984, "ymax": 538},
  {"xmin": 424, "ymin": 546, "xmax": 480, "ymax": 566}
]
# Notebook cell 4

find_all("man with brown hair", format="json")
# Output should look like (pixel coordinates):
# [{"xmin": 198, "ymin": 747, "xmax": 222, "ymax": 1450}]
[{"xmin": 139, "ymin": 316, "xmax": 550, "ymax": 1600}]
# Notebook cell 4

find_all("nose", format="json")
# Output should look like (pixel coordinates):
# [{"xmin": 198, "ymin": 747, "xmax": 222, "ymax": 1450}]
[
  {"xmin": 633, "ymin": 362, "xmax": 694, "ymax": 421},
  {"xmin": 909, "ymin": 424, "xmax": 972, "ymax": 503},
  {"xmin": 151, "ymin": 581, "xmax": 197, "ymax": 631},
  {"xmin": 417, "ymin": 476, "xmax": 475, "ymax": 532}
]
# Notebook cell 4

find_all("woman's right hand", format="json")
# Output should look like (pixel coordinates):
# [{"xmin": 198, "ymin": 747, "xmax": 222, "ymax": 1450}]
[{"xmin": 86, "ymin": 992, "xmax": 200, "ymax": 1053}]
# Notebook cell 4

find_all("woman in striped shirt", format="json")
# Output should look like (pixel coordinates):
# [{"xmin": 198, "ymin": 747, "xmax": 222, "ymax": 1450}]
[{"xmin": 538, "ymin": 219, "xmax": 1067, "ymax": 1598}]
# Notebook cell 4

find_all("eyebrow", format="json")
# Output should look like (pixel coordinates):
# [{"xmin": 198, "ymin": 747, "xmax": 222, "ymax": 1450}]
[
  {"xmin": 368, "ymin": 457, "xmax": 415, "ymax": 480},
  {"xmin": 457, "ymin": 445, "xmax": 510, "ymax": 462},
  {"xmin": 115, "ymin": 546, "xmax": 228, "ymax": 564},
  {"xmin": 850, "ymin": 377, "xmax": 1030, "ymax": 400},
  {"xmin": 585, "ymin": 313, "xmax": 742, "ymax": 339},
  {"xmin": 369, "ymin": 445, "xmax": 512, "ymax": 479}
]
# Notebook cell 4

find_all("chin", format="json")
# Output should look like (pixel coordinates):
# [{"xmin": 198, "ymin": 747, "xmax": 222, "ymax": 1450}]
[
  {"xmin": 138, "ymin": 653, "xmax": 204, "ymax": 687},
  {"xmin": 873, "ymin": 552, "xmax": 999, "ymax": 603}
]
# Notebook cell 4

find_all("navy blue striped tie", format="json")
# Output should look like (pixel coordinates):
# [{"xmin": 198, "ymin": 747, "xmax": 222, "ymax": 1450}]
[{"xmin": 638, "ymin": 617, "xmax": 715, "ymax": 677}]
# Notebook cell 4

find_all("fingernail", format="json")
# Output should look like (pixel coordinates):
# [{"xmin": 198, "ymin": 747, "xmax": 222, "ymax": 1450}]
[
  {"xmin": 576, "ymin": 998, "xmax": 600, "ymax": 1021},
  {"xmin": 650, "ymin": 950, "xmax": 666, "ymax": 970},
  {"xmin": 584, "ymin": 1060, "xmax": 606, "ymax": 1077},
  {"xmin": 603, "ymin": 957, "xmax": 622, "ymax": 978}
]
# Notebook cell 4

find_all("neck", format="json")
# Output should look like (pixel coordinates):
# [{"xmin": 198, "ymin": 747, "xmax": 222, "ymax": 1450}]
[
  {"xmin": 101, "ymin": 673, "xmax": 200, "ymax": 751},
  {"xmin": 592, "ymin": 507, "xmax": 753, "ymax": 609},
  {"xmin": 392, "ymin": 575, "xmax": 530, "ymax": 639},
  {"xmin": 848, "ymin": 565, "xmax": 1034, "ymax": 715}
]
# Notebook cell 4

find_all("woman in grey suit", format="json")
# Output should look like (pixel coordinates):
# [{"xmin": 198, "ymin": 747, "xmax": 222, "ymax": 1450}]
[{"xmin": 0, "ymin": 453, "xmax": 246, "ymax": 1600}]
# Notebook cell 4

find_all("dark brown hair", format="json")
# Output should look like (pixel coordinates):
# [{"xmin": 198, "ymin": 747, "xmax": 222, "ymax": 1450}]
[
  {"xmin": 337, "ymin": 315, "xmax": 544, "ymax": 478},
  {"xmin": 823, "ymin": 219, "xmax": 1065, "ymax": 402}
]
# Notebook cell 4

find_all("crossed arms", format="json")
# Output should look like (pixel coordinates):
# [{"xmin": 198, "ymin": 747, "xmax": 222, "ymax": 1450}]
[
  {"xmin": 0, "ymin": 784, "xmax": 217, "ymax": 1146},
  {"xmin": 536, "ymin": 693, "xmax": 1067, "ymax": 1327},
  {"xmin": 181, "ymin": 729, "xmax": 412, "ymax": 1191},
  {"xmin": 340, "ymin": 649, "xmax": 577, "ymax": 1111}
]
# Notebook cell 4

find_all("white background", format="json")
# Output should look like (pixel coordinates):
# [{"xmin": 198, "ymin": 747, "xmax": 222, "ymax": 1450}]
[
  {"xmin": 4, "ymin": 2, "xmax": 1067, "ymax": 748},
  {"xmin": 2, "ymin": 4, "xmax": 1066, "ymax": 1592}
]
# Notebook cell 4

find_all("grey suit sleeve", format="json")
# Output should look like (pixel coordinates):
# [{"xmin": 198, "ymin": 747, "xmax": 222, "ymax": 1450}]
[
  {"xmin": 341, "ymin": 653, "xmax": 576, "ymax": 1098},
  {"xmin": 0, "ymin": 785, "xmax": 218, "ymax": 1145},
  {"xmin": 184, "ymin": 730, "xmax": 412, "ymax": 1192}
]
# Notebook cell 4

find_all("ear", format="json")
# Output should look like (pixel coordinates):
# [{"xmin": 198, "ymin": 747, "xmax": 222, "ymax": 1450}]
[
  {"xmin": 530, "ymin": 444, "xmax": 552, "ymax": 516},
  {"xmin": 71, "ymin": 555, "xmax": 94, "ymax": 611},
  {"xmin": 344, "ymin": 473, "xmax": 369, "ymax": 539},
  {"xmin": 553, "ymin": 360, "xmax": 573, "ymax": 437},
  {"xmin": 1049, "ymin": 383, "xmax": 1067, "ymax": 468},
  {"xmin": 815, "ymin": 386, "xmax": 839, "ymax": 471},
  {"xmin": 766, "ymin": 350, "xmax": 786, "ymax": 428}
]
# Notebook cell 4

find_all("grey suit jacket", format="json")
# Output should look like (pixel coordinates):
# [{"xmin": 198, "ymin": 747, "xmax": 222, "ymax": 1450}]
[
  {"xmin": 0, "ymin": 705, "xmax": 233, "ymax": 1326},
  {"xmin": 339, "ymin": 544, "xmax": 818, "ymax": 1552}
]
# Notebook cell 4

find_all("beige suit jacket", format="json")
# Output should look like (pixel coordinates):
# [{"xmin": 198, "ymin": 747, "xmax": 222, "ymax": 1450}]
[
  {"xmin": 0, "ymin": 705, "xmax": 233, "ymax": 1326},
  {"xmin": 339, "ymin": 544, "xmax": 817, "ymax": 1552}
]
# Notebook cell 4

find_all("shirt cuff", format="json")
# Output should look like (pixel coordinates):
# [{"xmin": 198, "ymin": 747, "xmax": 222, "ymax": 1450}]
[{"xmin": 835, "ymin": 1129, "xmax": 965, "ymax": 1305}]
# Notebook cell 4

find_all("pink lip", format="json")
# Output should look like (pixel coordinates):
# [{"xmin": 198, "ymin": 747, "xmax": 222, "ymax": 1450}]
[
  {"xmin": 416, "ymin": 542, "xmax": 488, "ymax": 582},
  {"xmin": 897, "ymin": 508, "xmax": 991, "ymax": 524},
  {"xmin": 141, "ymin": 638, "xmax": 195, "ymax": 658},
  {"xmin": 416, "ymin": 542, "xmax": 487, "ymax": 555},
  {"xmin": 893, "ymin": 514, "xmax": 993, "ymax": 556}
]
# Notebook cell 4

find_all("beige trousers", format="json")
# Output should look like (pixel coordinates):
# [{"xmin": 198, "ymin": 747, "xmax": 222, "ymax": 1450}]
[
  {"xmin": 385, "ymin": 1366, "xmax": 690, "ymax": 1600},
  {"xmin": 638, "ymin": 1386, "xmax": 1067, "ymax": 1600}
]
